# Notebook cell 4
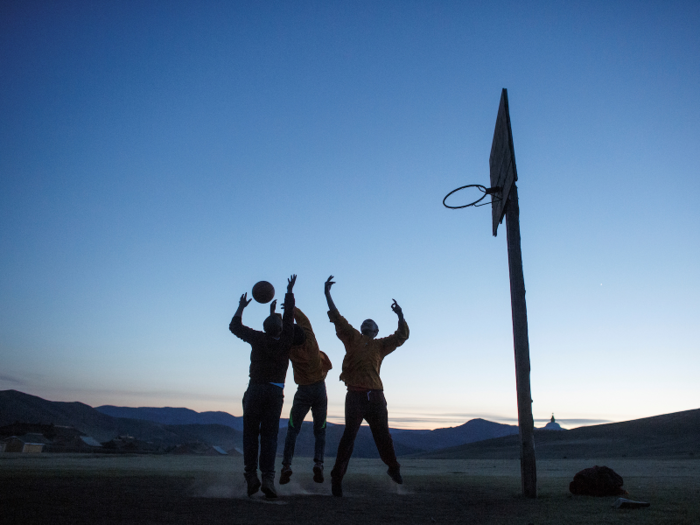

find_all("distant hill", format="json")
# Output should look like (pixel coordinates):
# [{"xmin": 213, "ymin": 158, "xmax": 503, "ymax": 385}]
[
  {"xmin": 96, "ymin": 406, "xmax": 244, "ymax": 432},
  {"xmin": 91, "ymin": 399, "xmax": 518, "ymax": 456},
  {"xmin": 6, "ymin": 390, "xmax": 696, "ymax": 459},
  {"xmin": 0, "ymin": 389, "xmax": 121, "ymax": 442},
  {"xmin": 392, "ymin": 419, "xmax": 518, "ymax": 451},
  {"xmin": 0, "ymin": 390, "xmax": 241, "ymax": 449},
  {"xmin": 92, "ymin": 408, "xmax": 517, "ymax": 456},
  {"xmin": 0, "ymin": 390, "xmax": 520, "ymax": 456},
  {"xmin": 276, "ymin": 421, "xmax": 424, "ymax": 459},
  {"xmin": 415, "ymin": 408, "xmax": 700, "ymax": 459},
  {"xmin": 96, "ymin": 403, "xmax": 518, "ymax": 456}
]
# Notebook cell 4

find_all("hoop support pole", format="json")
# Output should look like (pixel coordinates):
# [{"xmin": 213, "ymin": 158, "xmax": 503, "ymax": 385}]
[{"xmin": 504, "ymin": 184, "xmax": 537, "ymax": 499}]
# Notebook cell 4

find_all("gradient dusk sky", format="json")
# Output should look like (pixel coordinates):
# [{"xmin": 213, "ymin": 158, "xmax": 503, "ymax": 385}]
[{"xmin": 1, "ymin": 1, "xmax": 698, "ymax": 430}]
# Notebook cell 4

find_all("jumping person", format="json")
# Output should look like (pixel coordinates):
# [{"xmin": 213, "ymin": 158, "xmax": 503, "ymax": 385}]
[
  {"xmin": 324, "ymin": 275, "xmax": 409, "ymax": 497},
  {"xmin": 229, "ymin": 274, "xmax": 297, "ymax": 499},
  {"xmin": 277, "ymin": 305, "xmax": 333, "ymax": 485}
]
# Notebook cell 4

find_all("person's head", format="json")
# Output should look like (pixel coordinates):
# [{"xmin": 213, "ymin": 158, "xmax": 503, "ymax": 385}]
[
  {"xmin": 263, "ymin": 314, "xmax": 283, "ymax": 337},
  {"xmin": 292, "ymin": 324, "xmax": 306, "ymax": 346},
  {"xmin": 360, "ymin": 319, "xmax": 379, "ymax": 339}
]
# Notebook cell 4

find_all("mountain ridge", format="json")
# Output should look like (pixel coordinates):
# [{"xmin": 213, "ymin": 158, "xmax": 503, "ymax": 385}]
[
  {"xmin": 96, "ymin": 405, "xmax": 245, "ymax": 432},
  {"xmin": 414, "ymin": 408, "xmax": 700, "ymax": 459},
  {"xmin": 4, "ymin": 390, "xmax": 697, "ymax": 459},
  {"xmin": 0, "ymin": 390, "xmax": 517, "ymax": 456}
]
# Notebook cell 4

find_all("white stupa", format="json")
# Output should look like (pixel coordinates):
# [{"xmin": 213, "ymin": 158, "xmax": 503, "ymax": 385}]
[{"xmin": 542, "ymin": 414, "xmax": 564, "ymax": 431}]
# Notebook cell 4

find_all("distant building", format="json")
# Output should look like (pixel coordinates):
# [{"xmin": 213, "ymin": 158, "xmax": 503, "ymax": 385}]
[
  {"xmin": 0, "ymin": 423, "xmax": 104, "ymax": 453},
  {"xmin": 4, "ymin": 434, "xmax": 49, "ymax": 453},
  {"xmin": 541, "ymin": 414, "xmax": 564, "ymax": 431},
  {"xmin": 79, "ymin": 436, "xmax": 103, "ymax": 448},
  {"xmin": 102, "ymin": 435, "xmax": 165, "ymax": 453}
]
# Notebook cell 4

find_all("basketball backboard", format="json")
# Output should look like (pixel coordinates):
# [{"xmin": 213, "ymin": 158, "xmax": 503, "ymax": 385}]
[{"xmin": 489, "ymin": 88, "xmax": 518, "ymax": 236}]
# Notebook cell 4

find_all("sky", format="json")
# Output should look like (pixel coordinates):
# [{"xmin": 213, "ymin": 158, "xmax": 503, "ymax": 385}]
[{"xmin": 1, "ymin": 1, "xmax": 698, "ymax": 430}]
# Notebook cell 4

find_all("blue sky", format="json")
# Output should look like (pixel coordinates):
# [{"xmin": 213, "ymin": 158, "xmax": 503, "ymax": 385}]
[{"xmin": 1, "ymin": 1, "xmax": 698, "ymax": 430}]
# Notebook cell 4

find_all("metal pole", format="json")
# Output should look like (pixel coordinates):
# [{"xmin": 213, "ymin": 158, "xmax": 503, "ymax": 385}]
[{"xmin": 504, "ymin": 183, "xmax": 537, "ymax": 498}]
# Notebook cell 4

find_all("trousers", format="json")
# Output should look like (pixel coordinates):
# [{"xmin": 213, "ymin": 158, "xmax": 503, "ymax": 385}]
[
  {"xmin": 331, "ymin": 389, "xmax": 400, "ymax": 481},
  {"xmin": 242, "ymin": 383, "xmax": 284, "ymax": 475},
  {"xmin": 282, "ymin": 381, "xmax": 328, "ymax": 467}
]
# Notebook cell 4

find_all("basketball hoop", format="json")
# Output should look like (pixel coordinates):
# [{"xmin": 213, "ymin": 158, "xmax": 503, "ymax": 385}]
[{"xmin": 442, "ymin": 184, "xmax": 501, "ymax": 209}]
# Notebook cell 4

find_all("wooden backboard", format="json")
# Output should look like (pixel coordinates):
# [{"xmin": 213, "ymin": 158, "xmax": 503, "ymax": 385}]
[{"xmin": 489, "ymin": 89, "xmax": 518, "ymax": 236}]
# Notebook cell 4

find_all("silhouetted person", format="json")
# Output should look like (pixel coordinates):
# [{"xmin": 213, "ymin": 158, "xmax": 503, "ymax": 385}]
[
  {"xmin": 277, "ymin": 305, "xmax": 333, "ymax": 485},
  {"xmin": 229, "ymin": 274, "xmax": 296, "ymax": 499},
  {"xmin": 324, "ymin": 275, "xmax": 409, "ymax": 497}
]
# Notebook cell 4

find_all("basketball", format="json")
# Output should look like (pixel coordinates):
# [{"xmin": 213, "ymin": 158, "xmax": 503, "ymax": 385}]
[{"xmin": 252, "ymin": 281, "xmax": 275, "ymax": 303}]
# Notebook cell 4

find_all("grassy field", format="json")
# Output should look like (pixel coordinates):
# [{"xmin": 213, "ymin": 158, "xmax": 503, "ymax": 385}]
[{"xmin": 1, "ymin": 454, "xmax": 699, "ymax": 524}]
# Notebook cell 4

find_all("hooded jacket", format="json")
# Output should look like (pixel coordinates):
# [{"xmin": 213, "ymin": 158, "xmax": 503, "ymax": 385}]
[{"xmin": 289, "ymin": 307, "xmax": 332, "ymax": 385}]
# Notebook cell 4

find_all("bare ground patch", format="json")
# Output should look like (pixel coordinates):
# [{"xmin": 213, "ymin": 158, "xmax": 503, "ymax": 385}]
[{"xmin": 1, "ymin": 455, "xmax": 699, "ymax": 524}]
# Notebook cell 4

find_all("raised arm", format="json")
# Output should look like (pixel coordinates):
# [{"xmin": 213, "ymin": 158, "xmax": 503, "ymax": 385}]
[
  {"xmin": 279, "ymin": 275, "xmax": 297, "ymax": 346},
  {"xmin": 325, "ymin": 275, "xmax": 338, "ymax": 313},
  {"xmin": 376, "ymin": 298, "xmax": 409, "ymax": 356},
  {"xmin": 391, "ymin": 299, "xmax": 404, "ymax": 323},
  {"xmin": 234, "ymin": 293, "xmax": 252, "ymax": 318},
  {"xmin": 230, "ymin": 292, "xmax": 254, "ymax": 339},
  {"xmin": 283, "ymin": 276, "xmax": 296, "ymax": 314}
]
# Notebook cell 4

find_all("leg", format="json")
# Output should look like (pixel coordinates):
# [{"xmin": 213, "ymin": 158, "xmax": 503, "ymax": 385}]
[
  {"xmin": 280, "ymin": 386, "xmax": 312, "ymax": 484},
  {"xmin": 282, "ymin": 386, "xmax": 313, "ymax": 468},
  {"xmin": 242, "ymin": 387, "xmax": 262, "ymax": 495},
  {"xmin": 259, "ymin": 385, "xmax": 284, "ymax": 498},
  {"xmin": 310, "ymin": 382, "xmax": 328, "ymax": 482},
  {"xmin": 242, "ymin": 387, "xmax": 263, "ymax": 475},
  {"xmin": 258, "ymin": 385, "xmax": 284, "ymax": 474},
  {"xmin": 331, "ymin": 391, "xmax": 365, "ymax": 494},
  {"xmin": 365, "ymin": 391, "xmax": 402, "ymax": 483},
  {"xmin": 310, "ymin": 382, "xmax": 328, "ymax": 466}
]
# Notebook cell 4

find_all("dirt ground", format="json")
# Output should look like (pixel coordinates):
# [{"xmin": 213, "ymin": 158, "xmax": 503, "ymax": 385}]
[{"xmin": 1, "ymin": 455, "xmax": 699, "ymax": 524}]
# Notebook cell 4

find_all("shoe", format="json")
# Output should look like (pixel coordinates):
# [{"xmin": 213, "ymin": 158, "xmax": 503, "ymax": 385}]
[
  {"xmin": 280, "ymin": 466, "xmax": 293, "ymax": 485},
  {"xmin": 313, "ymin": 464, "xmax": 324, "ymax": 483},
  {"xmin": 331, "ymin": 477, "xmax": 343, "ymax": 497},
  {"xmin": 245, "ymin": 475, "xmax": 261, "ymax": 496},
  {"xmin": 261, "ymin": 475, "xmax": 278, "ymax": 499},
  {"xmin": 387, "ymin": 467, "xmax": 403, "ymax": 484}
]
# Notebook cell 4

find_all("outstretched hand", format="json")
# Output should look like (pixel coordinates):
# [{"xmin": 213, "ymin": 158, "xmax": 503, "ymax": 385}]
[
  {"xmin": 325, "ymin": 275, "xmax": 335, "ymax": 295},
  {"xmin": 324, "ymin": 275, "xmax": 338, "ymax": 313},
  {"xmin": 269, "ymin": 299, "xmax": 277, "ymax": 315},
  {"xmin": 391, "ymin": 299, "xmax": 403, "ymax": 317},
  {"xmin": 239, "ymin": 293, "xmax": 252, "ymax": 308},
  {"xmin": 287, "ymin": 274, "xmax": 297, "ymax": 292}
]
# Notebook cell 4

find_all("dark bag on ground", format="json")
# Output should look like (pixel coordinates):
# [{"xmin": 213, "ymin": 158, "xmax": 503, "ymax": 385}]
[{"xmin": 569, "ymin": 465, "xmax": 627, "ymax": 496}]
